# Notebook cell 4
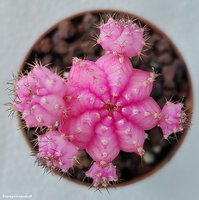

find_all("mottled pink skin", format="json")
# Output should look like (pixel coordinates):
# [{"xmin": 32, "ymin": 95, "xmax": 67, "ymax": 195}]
[
  {"xmin": 85, "ymin": 162, "xmax": 117, "ymax": 187},
  {"xmin": 98, "ymin": 18, "xmax": 144, "ymax": 58},
  {"xmin": 158, "ymin": 102, "xmax": 186, "ymax": 139},
  {"xmin": 38, "ymin": 131, "xmax": 79, "ymax": 172},
  {"xmin": 14, "ymin": 65, "xmax": 67, "ymax": 127}
]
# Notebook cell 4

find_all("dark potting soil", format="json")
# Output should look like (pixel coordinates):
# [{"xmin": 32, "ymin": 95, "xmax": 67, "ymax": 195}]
[{"xmin": 20, "ymin": 11, "xmax": 192, "ymax": 185}]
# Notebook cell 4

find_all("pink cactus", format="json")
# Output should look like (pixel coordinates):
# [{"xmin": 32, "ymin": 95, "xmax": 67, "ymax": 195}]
[
  {"xmin": 12, "ymin": 17, "xmax": 187, "ymax": 188},
  {"xmin": 38, "ymin": 130, "xmax": 79, "ymax": 172},
  {"xmin": 59, "ymin": 53, "xmax": 161, "ymax": 186},
  {"xmin": 85, "ymin": 162, "xmax": 118, "ymax": 187},
  {"xmin": 98, "ymin": 18, "xmax": 144, "ymax": 58},
  {"xmin": 14, "ymin": 65, "xmax": 68, "ymax": 128},
  {"xmin": 158, "ymin": 102, "xmax": 186, "ymax": 139}
]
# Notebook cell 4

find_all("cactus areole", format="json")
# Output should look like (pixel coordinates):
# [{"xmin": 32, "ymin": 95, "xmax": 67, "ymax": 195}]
[{"xmin": 13, "ymin": 18, "xmax": 187, "ymax": 188}]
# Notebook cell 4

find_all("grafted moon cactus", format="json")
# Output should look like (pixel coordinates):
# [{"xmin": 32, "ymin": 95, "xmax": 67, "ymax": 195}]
[
  {"xmin": 12, "ymin": 17, "xmax": 186, "ymax": 188},
  {"xmin": 59, "ymin": 54, "xmax": 161, "ymax": 186}
]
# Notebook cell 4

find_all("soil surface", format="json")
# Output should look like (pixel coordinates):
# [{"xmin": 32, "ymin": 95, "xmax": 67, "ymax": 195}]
[{"xmin": 20, "ymin": 11, "xmax": 192, "ymax": 186}]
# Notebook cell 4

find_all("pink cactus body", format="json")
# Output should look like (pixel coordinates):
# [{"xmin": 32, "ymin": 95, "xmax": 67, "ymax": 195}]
[
  {"xmin": 38, "ymin": 130, "xmax": 78, "ymax": 172},
  {"xmin": 59, "ymin": 53, "xmax": 161, "ymax": 185},
  {"xmin": 158, "ymin": 102, "xmax": 186, "ymax": 139},
  {"xmin": 58, "ymin": 18, "xmax": 186, "ymax": 186},
  {"xmin": 85, "ymin": 162, "xmax": 118, "ymax": 187},
  {"xmin": 13, "ymin": 17, "xmax": 187, "ymax": 188},
  {"xmin": 14, "ymin": 65, "xmax": 67, "ymax": 127},
  {"xmin": 98, "ymin": 18, "xmax": 144, "ymax": 58}
]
